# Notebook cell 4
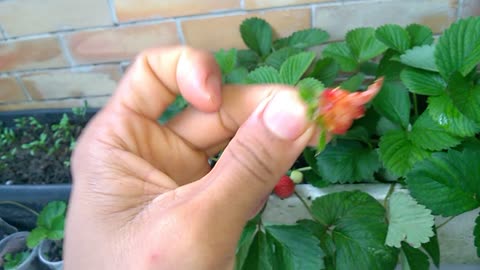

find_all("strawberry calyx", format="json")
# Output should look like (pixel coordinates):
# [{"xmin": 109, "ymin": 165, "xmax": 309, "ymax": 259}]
[{"xmin": 307, "ymin": 77, "xmax": 384, "ymax": 152}]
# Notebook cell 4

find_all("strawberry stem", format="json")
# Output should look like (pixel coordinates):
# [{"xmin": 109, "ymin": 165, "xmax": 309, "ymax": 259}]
[
  {"xmin": 294, "ymin": 191, "xmax": 328, "ymax": 227},
  {"xmin": 413, "ymin": 93, "xmax": 419, "ymax": 118},
  {"xmin": 295, "ymin": 166, "xmax": 312, "ymax": 172}
]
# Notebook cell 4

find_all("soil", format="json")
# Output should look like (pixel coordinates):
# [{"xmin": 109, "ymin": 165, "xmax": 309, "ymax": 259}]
[
  {"xmin": 43, "ymin": 240, "xmax": 62, "ymax": 262},
  {"xmin": 0, "ymin": 114, "xmax": 89, "ymax": 185}
]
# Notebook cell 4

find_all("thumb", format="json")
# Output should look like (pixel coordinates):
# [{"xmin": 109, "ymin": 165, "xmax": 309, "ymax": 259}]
[{"xmin": 202, "ymin": 89, "xmax": 314, "ymax": 224}]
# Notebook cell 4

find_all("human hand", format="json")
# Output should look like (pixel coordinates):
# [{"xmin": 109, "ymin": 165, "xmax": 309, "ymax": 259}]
[{"xmin": 64, "ymin": 46, "xmax": 316, "ymax": 270}]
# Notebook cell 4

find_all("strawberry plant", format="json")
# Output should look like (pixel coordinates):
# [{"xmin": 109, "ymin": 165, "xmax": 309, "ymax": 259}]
[
  {"xmin": 211, "ymin": 16, "xmax": 480, "ymax": 269},
  {"xmin": 26, "ymin": 201, "xmax": 66, "ymax": 249}
]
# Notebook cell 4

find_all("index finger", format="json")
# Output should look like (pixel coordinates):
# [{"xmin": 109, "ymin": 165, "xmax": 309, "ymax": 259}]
[{"xmin": 109, "ymin": 46, "xmax": 222, "ymax": 120}]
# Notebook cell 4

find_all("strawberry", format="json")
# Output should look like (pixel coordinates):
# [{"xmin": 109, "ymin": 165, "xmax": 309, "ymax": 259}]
[
  {"xmin": 315, "ymin": 77, "xmax": 384, "ymax": 135},
  {"xmin": 289, "ymin": 170, "xmax": 303, "ymax": 184},
  {"xmin": 274, "ymin": 175, "xmax": 295, "ymax": 199}
]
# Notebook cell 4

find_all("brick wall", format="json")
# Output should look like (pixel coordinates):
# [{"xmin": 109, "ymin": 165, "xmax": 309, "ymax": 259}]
[{"xmin": 0, "ymin": 0, "xmax": 478, "ymax": 111}]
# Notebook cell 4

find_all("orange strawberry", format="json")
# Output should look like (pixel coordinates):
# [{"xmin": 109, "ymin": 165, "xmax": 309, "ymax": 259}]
[{"xmin": 316, "ymin": 77, "xmax": 384, "ymax": 135}]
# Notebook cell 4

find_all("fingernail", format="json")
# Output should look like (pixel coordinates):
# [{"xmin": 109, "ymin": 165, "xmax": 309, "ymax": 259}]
[
  {"xmin": 205, "ymin": 74, "xmax": 221, "ymax": 104},
  {"xmin": 263, "ymin": 91, "xmax": 309, "ymax": 140}
]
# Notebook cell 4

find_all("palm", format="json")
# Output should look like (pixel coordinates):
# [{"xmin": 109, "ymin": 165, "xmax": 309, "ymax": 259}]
[{"xmin": 79, "ymin": 111, "xmax": 212, "ymax": 219}]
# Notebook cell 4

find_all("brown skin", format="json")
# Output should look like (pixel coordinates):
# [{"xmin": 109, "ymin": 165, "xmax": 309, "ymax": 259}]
[{"xmin": 64, "ymin": 46, "xmax": 317, "ymax": 270}]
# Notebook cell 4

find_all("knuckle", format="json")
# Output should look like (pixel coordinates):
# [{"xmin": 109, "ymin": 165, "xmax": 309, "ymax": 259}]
[{"xmin": 226, "ymin": 133, "xmax": 275, "ymax": 186}]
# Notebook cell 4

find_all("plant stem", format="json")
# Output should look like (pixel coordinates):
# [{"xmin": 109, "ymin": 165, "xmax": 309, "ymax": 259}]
[
  {"xmin": 436, "ymin": 216, "xmax": 455, "ymax": 230},
  {"xmin": 295, "ymin": 166, "xmax": 312, "ymax": 172},
  {"xmin": 413, "ymin": 93, "xmax": 419, "ymax": 117},
  {"xmin": 383, "ymin": 183, "xmax": 396, "ymax": 209},
  {"xmin": 0, "ymin": 201, "xmax": 39, "ymax": 216},
  {"xmin": 294, "ymin": 191, "xmax": 328, "ymax": 227}
]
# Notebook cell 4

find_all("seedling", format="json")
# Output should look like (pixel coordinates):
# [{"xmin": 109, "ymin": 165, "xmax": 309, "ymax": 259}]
[
  {"xmin": 72, "ymin": 100, "xmax": 89, "ymax": 118},
  {"xmin": 21, "ymin": 133, "xmax": 48, "ymax": 156},
  {"xmin": 2, "ymin": 251, "xmax": 30, "ymax": 270},
  {"xmin": 26, "ymin": 201, "xmax": 66, "ymax": 261}
]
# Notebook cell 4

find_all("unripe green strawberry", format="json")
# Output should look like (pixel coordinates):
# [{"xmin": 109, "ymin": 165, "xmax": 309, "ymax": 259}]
[
  {"xmin": 289, "ymin": 170, "xmax": 303, "ymax": 184},
  {"xmin": 273, "ymin": 175, "xmax": 295, "ymax": 199}
]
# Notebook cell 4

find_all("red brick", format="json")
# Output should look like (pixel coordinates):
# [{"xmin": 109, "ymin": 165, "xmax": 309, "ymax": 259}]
[
  {"xmin": 0, "ymin": 37, "xmax": 68, "ymax": 72},
  {"xmin": 66, "ymin": 23, "xmax": 180, "ymax": 64},
  {"xmin": 116, "ymin": 0, "xmax": 240, "ymax": 22},
  {"xmin": 182, "ymin": 9, "xmax": 311, "ymax": 51}
]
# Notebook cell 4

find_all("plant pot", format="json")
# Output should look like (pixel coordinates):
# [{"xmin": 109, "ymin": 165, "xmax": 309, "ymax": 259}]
[
  {"xmin": 0, "ymin": 108, "xmax": 97, "ymax": 127},
  {"xmin": 38, "ymin": 240, "xmax": 63, "ymax": 270},
  {"xmin": 0, "ymin": 108, "xmax": 95, "ymax": 229},
  {"xmin": 0, "ymin": 185, "xmax": 71, "ymax": 231},
  {"xmin": 0, "ymin": 231, "xmax": 38, "ymax": 270}
]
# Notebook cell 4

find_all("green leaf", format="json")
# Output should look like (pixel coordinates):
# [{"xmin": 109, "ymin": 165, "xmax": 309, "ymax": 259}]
[
  {"xmin": 226, "ymin": 67, "xmax": 249, "ymax": 84},
  {"xmin": 427, "ymin": 94, "xmax": 480, "ymax": 137},
  {"xmin": 266, "ymin": 225, "xmax": 325, "ymax": 270},
  {"xmin": 359, "ymin": 62, "xmax": 378, "ymax": 76},
  {"xmin": 375, "ymin": 24, "xmax": 411, "ymax": 53},
  {"xmin": 311, "ymin": 140, "xmax": 381, "ymax": 183},
  {"xmin": 447, "ymin": 72, "xmax": 480, "ymax": 124},
  {"xmin": 237, "ymin": 49, "xmax": 260, "ymax": 71},
  {"xmin": 296, "ymin": 219, "xmax": 327, "ymax": 241},
  {"xmin": 385, "ymin": 192, "xmax": 435, "ymax": 248},
  {"xmin": 377, "ymin": 61, "xmax": 404, "ymax": 83},
  {"xmin": 435, "ymin": 17, "xmax": 480, "ymax": 79},
  {"xmin": 47, "ymin": 229, "xmax": 64, "ymax": 240},
  {"xmin": 297, "ymin": 78, "xmax": 324, "ymax": 101},
  {"xmin": 235, "ymin": 221, "xmax": 258, "ymax": 270},
  {"xmin": 400, "ymin": 67, "xmax": 446, "ymax": 96},
  {"xmin": 27, "ymin": 227, "xmax": 48, "ymax": 248},
  {"xmin": 159, "ymin": 95, "xmax": 188, "ymax": 124},
  {"xmin": 406, "ymin": 149, "xmax": 480, "ymax": 216},
  {"xmin": 297, "ymin": 78, "xmax": 324, "ymax": 118},
  {"xmin": 46, "ymin": 215, "xmax": 65, "ymax": 240},
  {"xmin": 214, "ymin": 48, "xmax": 237, "ymax": 74},
  {"xmin": 400, "ymin": 243, "xmax": 430, "ymax": 270},
  {"xmin": 410, "ymin": 111, "xmax": 462, "ymax": 151},
  {"xmin": 303, "ymin": 169, "xmax": 330, "ymax": 188},
  {"xmin": 379, "ymin": 130, "xmax": 431, "ymax": 177},
  {"xmin": 280, "ymin": 52, "xmax": 316, "ymax": 85},
  {"xmin": 4, "ymin": 251, "xmax": 30, "ymax": 270},
  {"xmin": 37, "ymin": 201, "xmax": 67, "ymax": 229},
  {"xmin": 240, "ymin": 17, "xmax": 273, "ymax": 56},
  {"xmin": 265, "ymin": 47, "xmax": 302, "ymax": 69},
  {"xmin": 322, "ymin": 42, "xmax": 358, "ymax": 72},
  {"xmin": 338, "ymin": 126, "xmax": 370, "ymax": 143},
  {"xmin": 406, "ymin": 23, "xmax": 434, "ymax": 47},
  {"xmin": 311, "ymin": 191, "xmax": 398, "ymax": 270},
  {"xmin": 275, "ymin": 28, "xmax": 329, "ymax": 49},
  {"xmin": 241, "ymin": 231, "xmax": 273, "ymax": 270},
  {"xmin": 310, "ymin": 58, "xmax": 339, "ymax": 87},
  {"xmin": 372, "ymin": 81, "xmax": 411, "ymax": 128},
  {"xmin": 247, "ymin": 66, "xmax": 282, "ymax": 84},
  {"xmin": 354, "ymin": 108, "xmax": 381, "ymax": 136},
  {"xmin": 339, "ymin": 73, "xmax": 365, "ymax": 92},
  {"xmin": 316, "ymin": 130, "xmax": 328, "ymax": 153},
  {"xmin": 474, "ymin": 214, "xmax": 480, "ymax": 257},
  {"xmin": 346, "ymin": 27, "xmax": 388, "ymax": 62},
  {"xmin": 400, "ymin": 45, "xmax": 438, "ymax": 72},
  {"xmin": 406, "ymin": 24, "xmax": 434, "ymax": 47},
  {"xmin": 376, "ymin": 116, "xmax": 402, "ymax": 136},
  {"xmin": 422, "ymin": 228, "xmax": 440, "ymax": 267},
  {"xmin": 296, "ymin": 219, "xmax": 334, "ymax": 268}
]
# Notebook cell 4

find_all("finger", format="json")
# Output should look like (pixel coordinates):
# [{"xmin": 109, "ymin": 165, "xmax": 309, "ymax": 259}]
[
  {"xmin": 167, "ymin": 84, "xmax": 291, "ymax": 151},
  {"xmin": 109, "ymin": 46, "xmax": 222, "ymax": 120},
  {"xmin": 199, "ymin": 90, "xmax": 315, "ymax": 225}
]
